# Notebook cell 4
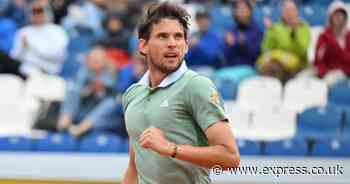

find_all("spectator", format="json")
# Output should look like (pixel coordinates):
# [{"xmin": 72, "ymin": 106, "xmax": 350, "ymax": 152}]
[
  {"xmin": 62, "ymin": 0, "xmax": 106, "ymax": 39},
  {"xmin": 100, "ymin": 12, "xmax": 130, "ymax": 53},
  {"xmin": 10, "ymin": 1, "xmax": 68, "ymax": 77},
  {"xmin": 257, "ymin": 0, "xmax": 310, "ymax": 82},
  {"xmin": 185, "ymin": 9, "xmax": 224, "ymax": 70},
  {"xmin": 223, "ymin": 0, "xmax": 263, "ymax": 67},
  {"xmin": 116, "ymin": 54, "xmax": 148, "ymax": 93},
  {"xmin": 57, "ymin": 46, "xmax": 118, "ymax": 137},
  {"xmin": 314, "ymin": 0, "xmax": 350, "ymax": 80},
  {"xmin": 50, "ymin": 0, "xmax": 75, "ymax": 24}
]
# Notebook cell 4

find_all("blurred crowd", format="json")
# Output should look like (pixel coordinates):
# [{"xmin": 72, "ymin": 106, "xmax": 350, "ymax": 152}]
[{"xmin": 0, "ymin": 0, "xmax": 349, "ymax": 139}]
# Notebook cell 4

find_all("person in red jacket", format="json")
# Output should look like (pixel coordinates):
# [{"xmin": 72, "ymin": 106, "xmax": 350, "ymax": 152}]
[{"xmin": 314, "ymin": 1, "xmax": 350, "ymax": 78}]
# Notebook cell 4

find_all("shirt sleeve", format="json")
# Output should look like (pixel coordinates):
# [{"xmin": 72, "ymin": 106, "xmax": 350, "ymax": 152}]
[{"xmin": 186, "ymin": 75, "xmax": 228, "ymax": 131}]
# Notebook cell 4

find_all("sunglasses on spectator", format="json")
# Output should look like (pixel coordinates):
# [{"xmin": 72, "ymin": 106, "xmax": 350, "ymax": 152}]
[{"xmin": 32, "ymin": 7, "xmax": 44, "ymax": 14}]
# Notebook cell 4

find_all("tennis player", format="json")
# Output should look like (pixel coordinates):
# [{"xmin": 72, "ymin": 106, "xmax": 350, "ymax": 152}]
[{"xmin": 122, "ymin": 2, "xmax": 240, "ymax": 184}]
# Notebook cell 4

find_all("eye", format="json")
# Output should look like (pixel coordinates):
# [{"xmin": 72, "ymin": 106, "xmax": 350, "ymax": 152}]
[
  {"xmin": 158, "ymin": 33, "xmax": 167, "ymax": 40},
  {"xmin": 175, "ymin": 33, "xmax": 184, "ymax": 40}
]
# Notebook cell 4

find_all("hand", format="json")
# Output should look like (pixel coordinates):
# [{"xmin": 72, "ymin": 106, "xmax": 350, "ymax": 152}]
[
  {"xmin": 237, "ymin": 32, "xmax": 245, "ymax": 44},
  {"xmin": 225, "ymin": 32, "xmax": 235, "ymax": 46},
  {"xmin": 139, "ymin": 127, "xmax": 174, "ymax": 157}
]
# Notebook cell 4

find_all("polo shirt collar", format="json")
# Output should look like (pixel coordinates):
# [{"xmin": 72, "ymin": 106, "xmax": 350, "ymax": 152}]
[{"xmin": 138, "ymin": 61, "xmax": 188, "ymax": 88}]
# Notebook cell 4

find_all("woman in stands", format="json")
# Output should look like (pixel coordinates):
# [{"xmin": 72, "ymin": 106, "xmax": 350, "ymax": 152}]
[
  {"xmin": 314, "ymin": 0, "xmax": 350, "ymax": 84},
  {"xmin": 257, "ymin": 0, "xmax": 310, "ymax": 83}
]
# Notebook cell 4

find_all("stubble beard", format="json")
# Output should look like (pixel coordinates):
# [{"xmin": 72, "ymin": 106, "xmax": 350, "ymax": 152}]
[{"xmin": 148, "ymin": 56, "xmax": 183, "ymax": 75}]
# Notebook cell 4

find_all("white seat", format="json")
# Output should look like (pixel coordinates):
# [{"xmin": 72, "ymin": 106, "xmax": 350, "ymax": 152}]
[
  {"xmin": 224, "ymin": 101, "xmax": 253, "ymax": 139},
  {"xmin": 24, "ymin": 74, "xmax": 67, "ymax": 101},
  {"xmin": 283, "ymin": 77, "xmax": 328, "ymax": 113},
  {"xmin": 0, "ymin": 74, "xmax": 41, "ymax": 136},
  {"xmin": 250, "ymin": 106, "xmax": 297, "ymax": 141},
  {"xmin": 236, "ymin": 76, "xmax": 283, "ymax": 112},
  {"xmin": 0, "ymin": 74, "xmax": 24, "ymax": 106}
]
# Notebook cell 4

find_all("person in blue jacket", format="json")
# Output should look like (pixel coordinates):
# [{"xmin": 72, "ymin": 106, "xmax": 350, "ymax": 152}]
[
  {"xmin": 185, "ymin": 9, "xmax": 224, "ymax": 69},
  {"xmin": 223, "ymin": 0, "xmax": 263, "ymax": 67}
]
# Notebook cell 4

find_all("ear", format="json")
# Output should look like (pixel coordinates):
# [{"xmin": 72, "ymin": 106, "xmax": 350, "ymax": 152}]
[{"xmin": 138, "ymin": 39, "xmax": 147, "ymax": 56}]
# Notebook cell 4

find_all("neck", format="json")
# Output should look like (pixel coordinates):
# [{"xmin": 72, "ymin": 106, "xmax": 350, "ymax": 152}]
[
  {"xmin": 332, "ymin": 26, "xmax": 344, "ymax": 36},
  {"xmin": 148, "ymin": 65, "xmax": 168, "ymax": 88}
]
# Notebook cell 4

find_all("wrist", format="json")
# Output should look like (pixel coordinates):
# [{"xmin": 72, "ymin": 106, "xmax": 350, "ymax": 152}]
[{"xmin": 166, "ymin": 142, "xmax": 177, "ymax": 158}]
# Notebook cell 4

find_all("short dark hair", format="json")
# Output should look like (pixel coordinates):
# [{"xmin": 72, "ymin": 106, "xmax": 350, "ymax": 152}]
[{"xmin": 137, "ymin": 2, "xmax": 190, "ymax": 41}]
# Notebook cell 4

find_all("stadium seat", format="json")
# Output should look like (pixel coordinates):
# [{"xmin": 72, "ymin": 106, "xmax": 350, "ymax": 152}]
[
  {"xmin": 24, "ymin": 74, "xmax": 67, "ymax": 101},
  {"xmin": 79, "ymin": 133, "xmax": 125, "ymax": 153},
  {"xmin": 213, "ymin": 65, "xmax": 257, "ymax": 85},
  {"xmin": 236, "ymin": 76, "xmax": 283, "ymax": 112},
  {"xmin": 0, "ymin": 136, "xmax": 32, "ymax": 151},
  {"xmin": 250, "ymin": 106, "xmax": 297, "ymax": 141},
  {"xmin": 312, "ymin": 138, "xmax": 350, "ymax": 157},
  {"xmin": 0, "ymin": 75, "xmax": 39, "ymax": 136},
  {"xmin": 209, "ymin": 5, "xmax": 234, "ymax": 37},
  {"xmin": 297, "ymin": 105, "xmax": 343, "ymax": 140},
  {"xmin": 0, "ymin": 74, "xmax": 24, "ymax": 106},
  {"xmin": 217, "ymin": 79, "xmax": 237, "ymax": 100},
  {"xmin": 236, "ymin": 139, "xmax": 262, "ymax": 155},
  {"xmin": 283, "ymin": 77, "xmax": 328, "ymax": 113},
  {"xmin": 265, "ymin": 138, "xmax": 308, "ymax": 156},
  {"xmin": 225, "ymin": 101, "xmax": 252, "ymax": 139},
  {"xmin": 343, "ymin": 109, "xmax": 350, "ymax": 139},
  {"xmin": 34, "ymin": 133, "xmax": 77, "ymax": 152},
  {"xmin": 329, "ymin": 80, "xmax": 350, "ymax": 110},
  {"xmin": 301, "ymin": 4, "xmax": 327, "ymax": 26},
  {"xmin": 60, "ymin": 29, "xmax": 94, "ymax": 79}
]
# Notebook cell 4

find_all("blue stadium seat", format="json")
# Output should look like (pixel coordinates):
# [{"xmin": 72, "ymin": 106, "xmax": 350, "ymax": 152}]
[
  {"xmin": 216, "ymin": 79, "xmax": 238, "ymax": 100},
  {"xmin": 79, "ymin": 133, "xmax": 125, "ymax": 153},
  {"xmin": 265, "ymin": 138, "xmax": 308, "ymax": 156},
  {"xmin": 343, "ymin": 109, "xmax": 350, "ymax": 139},
  {"xmin": 237, "ymin": 139, "xmax": 262, "ymax": 155},
  {"xmin": 312, "ymin": 138, "xmax": 350, "ymax": 157},
  {"xmin": 301, "ymin": 4, "xmax": 327, "ymax": 26},
  {"xmin": 0, "ymin": 136, "xmax": 32, "ymax": 151},
  {"xmin": 209, "ymin": 5, "xmax": 234, "ymax": 36},
  {"xmin": 329, "ymin": 80, "xmax": 350, "ymax": 110},
  {"xmin": 34, "ymin": 133, "xmax": 77, "ymax": 152},
  {"xmin": 213, "ymin": 65, "xmax": 257, "ymax": 85},
  {"xmin": 297, "ymin": 105, "xmax": 343, "ymax": 140},
  {"xmin": 60, "ymin": 29, "xmax": 95, "ymax": 79}
]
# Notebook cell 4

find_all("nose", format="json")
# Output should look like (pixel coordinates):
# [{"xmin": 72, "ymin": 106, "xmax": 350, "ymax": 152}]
[{"xmin": 167, "ymin": 37, "xmax": 177, "ymax": 48}]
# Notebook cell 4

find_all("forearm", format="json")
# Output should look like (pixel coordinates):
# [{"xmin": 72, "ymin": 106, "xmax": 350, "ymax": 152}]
[
  {"xmin": 175, "ymin": 144, "xmax": 240, "ymax": 170},
  {"xmin": 121, "ymin": 167, "xmax": 138, "ymax": 184}
]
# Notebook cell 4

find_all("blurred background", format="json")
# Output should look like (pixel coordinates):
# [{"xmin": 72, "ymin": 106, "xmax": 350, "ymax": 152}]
[{"xmin": 0, "ymin": 0, "xmax": 349, "ymax": 183}]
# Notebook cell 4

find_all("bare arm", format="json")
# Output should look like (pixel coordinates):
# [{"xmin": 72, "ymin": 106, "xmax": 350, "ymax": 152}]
[
  {"xmin": 121, "ymin": 140, "xmax": 138, "ymax": 184},
  {"xmin": 175, "ymin": 121, "xmax": 240, "ymax": 169},
  {"xmin": 139, "ymin": 121, "xmax": 240, "ymax": 170}
]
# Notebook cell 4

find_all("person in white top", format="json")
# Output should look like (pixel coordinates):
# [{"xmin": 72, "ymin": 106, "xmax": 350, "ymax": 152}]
[{"xmin": 10, "ymin": 0, "xmax": 68, "ymax": 76}]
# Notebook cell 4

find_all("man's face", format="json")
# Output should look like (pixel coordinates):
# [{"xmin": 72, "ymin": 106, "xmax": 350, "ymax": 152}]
[
  {"xmin": 30, "ymin": 5, "xmax": 46, "ymax": 25},
  {"xmin": 86, "ymin": 48, "xmax": 106, "ymax": 73},
  {"xmin": 139, "ymin": 18, "xmax": 188, "ymax": 74},
  {"xmin": 196, "ymin": 17, "xmax": 210, "ymax": 32}
]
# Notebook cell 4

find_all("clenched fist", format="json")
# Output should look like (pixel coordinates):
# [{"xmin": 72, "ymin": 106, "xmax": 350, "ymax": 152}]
[{"xmin": 139, "ymin": 127, "xmax": 175, "ymax": 157}]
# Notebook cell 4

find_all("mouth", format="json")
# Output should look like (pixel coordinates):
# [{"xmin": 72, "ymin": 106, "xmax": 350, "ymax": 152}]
[{"xmin": 164, "ymin": 52, "xmax": 179, "ymax": 59}]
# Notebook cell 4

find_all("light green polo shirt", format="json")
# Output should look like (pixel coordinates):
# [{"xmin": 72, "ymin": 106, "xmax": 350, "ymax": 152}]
[{"xmin": 122, "ymin": 61, "xmax": 228, "ymax": 184}]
